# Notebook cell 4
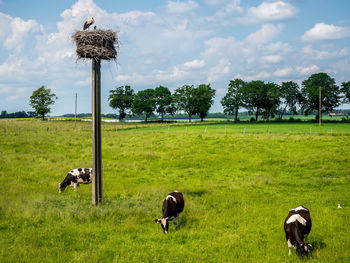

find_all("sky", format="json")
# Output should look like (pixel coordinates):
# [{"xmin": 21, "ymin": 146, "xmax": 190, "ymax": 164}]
[{"xmin": 0, "ymin": 0, "xmax": 350, "ymax": 115}]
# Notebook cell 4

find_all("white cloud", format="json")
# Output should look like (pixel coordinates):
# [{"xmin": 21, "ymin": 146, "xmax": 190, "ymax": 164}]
[
  {"xmin": 207, "ymin": 58, "xmax": 231, "ymax": 83},
  {"xmin": 183, "ymin": 59, "xmax": 206, "ymax": 69},
  {"xmin": 238, "ymin": 1, "xmax": 298, "ymax": 24},
  {"xmin": 302, "ymin": 23, "xmax": 350, "ymax": 42},
  {"xmin": 243, "ymin": 71, "xmax": 271, "ymax": 81},
  {"xmin": 0, "ymin": 13, "xmax": 43, "ymax": 52},
  {"xmin": 296, "ymin": 65, "xmax": 320, "ymax": 75},
  {"xmin": 264, "ymin": 41, "xmax": 293, "ymax": 54},
  {"xmin": 303, "ymin": 45, "xmax": 348, "ymax": 60},
  {"xmin": 261, "ymin": 55, "xmax": 283, "ymax": 64},
  {"xmin": 201, "ymin": 36, "xmax": 239, "ymax": 57},
  {"xmin": 204, "ymin": 0, "xmax": 225, "ymax": 5},
  {"xmin": 215, "ymin": 0, "xmax": 243, "ymax": 18},
  {"xmin": 115, "ymin": 66, "xmax": 191, "ymax": 85},
  {"xmin": 273, "ymin": 66, "xmax": 293, "ymax": 77},
  {"xmin": 166, "ymin": 0, "xmax": 199, "ymax": 13},
  {"xmin": 245, "ymin": 24, "xmax": 284, "ymax": 44},
  {"xmin": 75, "ymin": 77, "xmax": 90, "ymax": 87}
]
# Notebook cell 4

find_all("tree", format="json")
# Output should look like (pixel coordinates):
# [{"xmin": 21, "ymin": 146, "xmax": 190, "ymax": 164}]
[
  {"xmin": 341, "ymin": 81, "xmax": 350, "ymax": 103},
  {"xmin": 278, "ymin": 81, "xmax": 303, "ymax": 119},
  {"xmin": 260, "ymin": 82, "xmax": 281, "ymax": 120},
  {"xmin": 131, "ymin": 89, "xmax": 156, "ymax": 122},
  {"xmin": 108, "ymin": 85, "xmax": 134, "ymax": 121},
  {"xmin": 154, "ymin": 86, "xmax": 175, "ymax": 122},
  {"xmin": 221, "ymin": 79, "xmax": 246, "ymax": 121},
  {"xmin": 301, "ymin": 73, "xmax": 341, "ymax": 120},
  {"xmin": 174, "ymin": 85, "xmax": 196, "ymax": 122},
  {"xmin": 29, "ymin": 86, "xmax": 57, "ymax": 120},
  {"xmin": 243, "ymin": 80, "xmax": 266, "ymax": 121},
  {"xmin": 193, "ymin": 84, "xmax": 215, "ymax": 122},
  {"xmin": 27, "ymin": 111, "xmax": 37, "ymax": 117},
  {"xmin": 243, "ymin": 81, "xmax": 282, "ymax": 121}
]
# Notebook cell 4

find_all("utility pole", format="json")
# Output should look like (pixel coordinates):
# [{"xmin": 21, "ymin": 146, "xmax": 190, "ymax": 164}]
[
  {"xmin": 319, "ymin": 86, "xmax": 322, "ymax": 127},
  {"xmin": 92, "ymin": 58, "xmax": 102, "ymax": 205}
]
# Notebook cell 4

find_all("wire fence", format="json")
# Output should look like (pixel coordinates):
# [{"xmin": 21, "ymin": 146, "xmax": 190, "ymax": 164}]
[{"xmin": 1, "ymin": 120, "xmax": 349, "ymax": 137}]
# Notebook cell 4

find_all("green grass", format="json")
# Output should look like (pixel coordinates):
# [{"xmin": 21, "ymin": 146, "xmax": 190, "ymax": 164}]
[{"xmin": 0, "ymin": 120, "xmax": 349, "ymax": 262}]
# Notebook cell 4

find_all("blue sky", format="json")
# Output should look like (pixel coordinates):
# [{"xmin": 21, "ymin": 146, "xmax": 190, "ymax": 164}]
[{"xmin": 1, "ymin": 0, "xmax": 350, "ymax": 115}]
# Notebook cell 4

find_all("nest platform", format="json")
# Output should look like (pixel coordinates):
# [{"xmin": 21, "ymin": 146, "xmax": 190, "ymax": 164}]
[{"xmin": 72, "ymin": 29, "xmax": 118, "ymax": 61}]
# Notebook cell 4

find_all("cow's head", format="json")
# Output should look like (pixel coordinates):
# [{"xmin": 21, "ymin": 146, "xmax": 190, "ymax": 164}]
[
  {"xmin": 58, "ymin": 182, "xmax": 67, "ymax": 192},
  {"xmin": 154, "ymin": 217, "xmax": 174, "ymax": 234},
  {"xmin": 296, "ymin": 243, "xmax": 311, "ymax": 256}
]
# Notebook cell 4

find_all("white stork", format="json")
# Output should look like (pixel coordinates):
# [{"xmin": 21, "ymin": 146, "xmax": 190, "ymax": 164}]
[{"xmin": 83, "ymin": 17, "xmax": 94, "ymax": 30}]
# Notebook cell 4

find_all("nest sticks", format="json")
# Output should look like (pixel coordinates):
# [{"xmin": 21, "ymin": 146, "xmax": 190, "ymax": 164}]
[{"xmin": 72, "ymin": 29, "xmax": 118, "ymax": 61}]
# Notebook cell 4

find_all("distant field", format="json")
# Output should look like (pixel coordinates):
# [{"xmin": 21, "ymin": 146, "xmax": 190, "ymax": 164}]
[{"xmin": 0, "ymin": 120, "xmax": 349, "ymax": 262}]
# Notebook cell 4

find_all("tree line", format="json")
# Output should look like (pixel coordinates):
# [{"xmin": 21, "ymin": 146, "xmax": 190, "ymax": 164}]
[
  {"xmin": 2, "ymin": 72, "xmax": 349, "ymax": 121},
  {"xmin": 0, "ymin": 110, "xmax": 37, "ymax": 119},
  {"xmin": 108, "ymin": 84, "xmax": 215, "ymax": 122},
  {"xmin": 109, "ymin": 72, "xmax": 350, "ymax": 122},
  {"xmin": 222, "ymin": 73, "xmax": 350, "ymax": 122}
]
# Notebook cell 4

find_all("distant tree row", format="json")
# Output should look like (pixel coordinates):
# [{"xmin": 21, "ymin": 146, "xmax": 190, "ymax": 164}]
[
  {"xmin": 108, "ymin": 84, "xmax": 215, "ymax": 122},
  {"xmin": 14, "ymin": 72, "xmax": 349, "ymax": 122},
  {"xmin": 109, "ymin": 72, "xmax": 349, "ymax": 122},
  {"xmin": 0, "ymin": 110, "xmax": 37, "ymax": 119},
  {"xmin": 222, "ymin": 72, "xmax": 350, "ymax": 121}
]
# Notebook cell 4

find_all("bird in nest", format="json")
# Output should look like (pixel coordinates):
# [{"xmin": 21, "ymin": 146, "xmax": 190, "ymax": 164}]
[{"xmin": 83, "ymin": 17, "xmax": 95, "ymax": 30}]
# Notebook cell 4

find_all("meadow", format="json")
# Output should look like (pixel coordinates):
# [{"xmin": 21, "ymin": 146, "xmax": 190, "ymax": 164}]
[{"xmin": 0, "ymin": 119, "xmax": 349, "ymax": 262}]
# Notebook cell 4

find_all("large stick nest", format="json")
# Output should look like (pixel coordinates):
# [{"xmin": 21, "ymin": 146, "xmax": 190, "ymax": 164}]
[{"xmin": 72, "ymin": 29, "xmax": 119, "ymax": 61}]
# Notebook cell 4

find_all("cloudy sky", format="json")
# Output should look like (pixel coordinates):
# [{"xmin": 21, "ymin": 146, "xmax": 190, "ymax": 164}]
[{"xmin": 1, "ymin": 0, "xmax": 350, "ymax": 115}]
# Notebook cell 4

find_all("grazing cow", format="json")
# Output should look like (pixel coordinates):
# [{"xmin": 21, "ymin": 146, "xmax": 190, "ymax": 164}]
[
  {"xmin": 154, "ymin": 191, "xmax": 184, "ymax": 234},
  {"xmin": 59, "ymin": 168, "xmax": 92, "ymax": 192},
  {"xmin": 284, "ymin": 206, "xmax": 312, "ymax": 256}
]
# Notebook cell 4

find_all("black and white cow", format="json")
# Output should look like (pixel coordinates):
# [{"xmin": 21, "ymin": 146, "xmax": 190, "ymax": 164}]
[
  {"xmin": 284, "ymin": 206, "xmax": 312, "ymax": 256},
  {"xmin": 154, "ymin": 191, "xmax": 184, "ymax": 234},
  {"xmin": 59, "ymin": 168, "xmax": 92, "ymax": 192}
]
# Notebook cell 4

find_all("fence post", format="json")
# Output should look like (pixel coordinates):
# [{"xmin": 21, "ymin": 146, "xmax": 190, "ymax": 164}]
[
  {"xmin": 331, "ymin": 127, "xmax": 333, "ymax": 135},
  {"xmin": 168, "ymin": 125, "xmax": 170, "ymax": 133},
  {"xmin": 186, "ymin": 126, "xmax": 188, "ymax": 134},
  {"xmin": 204, "ymin": 126, "xmax": 207, "ymax": 134},
  {"xmin": 244, "ymin": 127, "xmax": 246, "ymax": 134}
]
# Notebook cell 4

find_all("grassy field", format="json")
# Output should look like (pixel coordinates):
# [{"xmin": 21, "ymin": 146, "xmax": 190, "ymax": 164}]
[{"xmin": 0, "ymin": 119, "xmax": 349, "ymax": 262}]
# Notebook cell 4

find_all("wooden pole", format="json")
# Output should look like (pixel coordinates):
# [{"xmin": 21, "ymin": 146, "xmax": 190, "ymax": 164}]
[
  {"xmin": 92, "ymin": 58, "xmax": 102, "ymax": 205},
  {"xmin": 319, "ymin": 86, "xmax": 322, "ymax": 127},
  {"xmin": 74, "ymin": 93, "xmax": 77, "ymax": 129}
]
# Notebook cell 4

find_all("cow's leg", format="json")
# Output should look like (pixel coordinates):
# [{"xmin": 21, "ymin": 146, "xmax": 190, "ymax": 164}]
[
  {"xmin": 73, "ymin": 183, "xmax": 77, "ymax": 190},
  {"xmin": 304, "ymin": 234, "xmax": 312, "ymax": 247},
  {"xmin": 287, "ymin": 239, "xmax": 293, "ymax": 255},
  {"xmin": 174, "ymin": 216, "xmax": 179, "ymax": 228}
]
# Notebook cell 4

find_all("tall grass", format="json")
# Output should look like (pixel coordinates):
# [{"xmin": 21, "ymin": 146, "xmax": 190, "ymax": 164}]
[{"xmin": 0, "ymin": 120, "xmax": 349, "ymax": 262}]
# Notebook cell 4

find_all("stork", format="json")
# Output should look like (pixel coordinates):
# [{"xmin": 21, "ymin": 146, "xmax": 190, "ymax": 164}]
[{"xmin": 83, "ymin": 17, "xmax": 95, "ymax": 30}]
